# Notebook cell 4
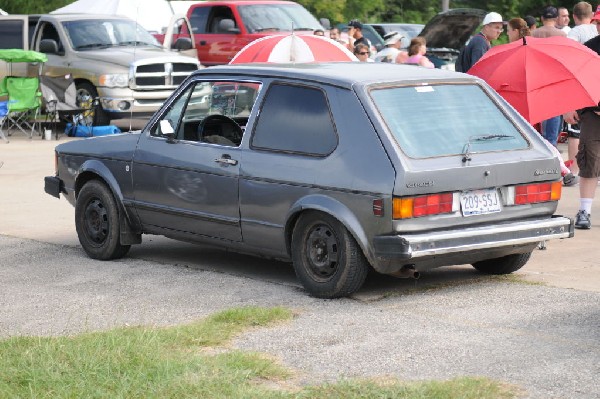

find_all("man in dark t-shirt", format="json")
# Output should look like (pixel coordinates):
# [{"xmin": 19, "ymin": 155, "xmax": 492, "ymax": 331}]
[
  {"xmin": 456, "ymin": 12, "xmax": 504, "ymax": 72},
  {"xmin": 347, "ymin": 20, "xmax": 372, "ymax": 55}
]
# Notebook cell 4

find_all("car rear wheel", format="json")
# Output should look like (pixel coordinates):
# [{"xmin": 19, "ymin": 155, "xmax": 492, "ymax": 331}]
[
  {"xmin": 291, "ymin": 211, "xmax": 369, "ymax": 298},
  {"xmin": 75, "ymin": 180, "xmax": 130, "ymax": 260},
  {"xmin": 472, "ymin": 252, "xmax": 532, "ymax": 275}
]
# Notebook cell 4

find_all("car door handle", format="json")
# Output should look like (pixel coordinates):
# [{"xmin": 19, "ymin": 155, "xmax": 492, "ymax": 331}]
[{"xmin": 214, "ymin": 155, "xmax": 238, "ymax": 166}]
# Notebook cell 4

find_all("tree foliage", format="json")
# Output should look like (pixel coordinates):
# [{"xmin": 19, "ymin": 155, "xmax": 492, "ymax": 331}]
[{"xmin": 2, "ymin": 0, "xmax": 591, "ymax": 26}]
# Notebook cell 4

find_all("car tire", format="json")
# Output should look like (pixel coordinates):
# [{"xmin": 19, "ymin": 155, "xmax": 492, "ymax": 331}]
[
  {"xmin": 291, "ymin": 211, "xmax": 369, "ymax": 299},
  {"xmin": 75, "ymin": 180, "xmax": 130, "ymax": 260},
  {"xmin": 472, "ymin": 252, "xmax": 532, "ymax": 275},
  {"xmin": 76, "ymin": 82, "xmax": 110, "ymax": 126}
]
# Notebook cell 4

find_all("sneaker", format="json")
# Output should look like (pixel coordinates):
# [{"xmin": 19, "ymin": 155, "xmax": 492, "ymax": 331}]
[
  {"xmin": 563, "ymin": 173, "xmax": 579, "ymax": 186},
  {"xmin": 574, "ymin": 210, "xmax": 591, "ymax": 229}
]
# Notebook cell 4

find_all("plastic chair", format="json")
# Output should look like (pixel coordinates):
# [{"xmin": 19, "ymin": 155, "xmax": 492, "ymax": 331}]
[
  {"xmin": 1, "ymin": 76, "xmax": 42, "ymax": 139},
  {"xmin": 40, "ymin": 75, "xmax": 92, "ymax": 139}
]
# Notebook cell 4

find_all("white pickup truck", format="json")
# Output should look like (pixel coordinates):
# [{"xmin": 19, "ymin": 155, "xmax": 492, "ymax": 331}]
[{"xmin": 0, "ymin": 13, "xmax": 200, "ymax": 124}]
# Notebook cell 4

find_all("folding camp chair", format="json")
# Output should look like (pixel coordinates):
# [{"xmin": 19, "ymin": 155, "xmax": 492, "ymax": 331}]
[
  {"xmin": 0, "ymin": 100, "xmax": 8, "ymax": 143},
  {"xmin": 40, "ymin": 75, "xmax": 93, "ymax": 139},
  {"xmin": 0, "ymin": 76, "xmax": 43, "ymax": 139},
  {"xmin": 0, "ymin": 49, "xmax": 47, "ymax": 140}
]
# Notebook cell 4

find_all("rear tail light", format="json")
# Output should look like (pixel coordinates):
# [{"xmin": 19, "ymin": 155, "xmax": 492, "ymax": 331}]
[
  {"xmin": 514, "ymin": 182, "xmax": 562, "ymax": 205},
  {"xmin": 393, "ymin": 193, "xmax": 454, "ymax": 219}
]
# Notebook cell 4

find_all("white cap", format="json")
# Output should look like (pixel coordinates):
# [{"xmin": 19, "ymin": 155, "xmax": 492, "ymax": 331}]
[
  {"xmin": 482, "ymin": 12, "xmax": 503, "ymax": 25},
  {"xmin": 384, "ymin": 31, "xmax": 403, "ymax": 45}
]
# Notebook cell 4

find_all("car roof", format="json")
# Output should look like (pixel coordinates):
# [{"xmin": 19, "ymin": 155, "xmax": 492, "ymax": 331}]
[{"xmin": 196, "ymin": 62, "xmax": 477, "ymax": 89}]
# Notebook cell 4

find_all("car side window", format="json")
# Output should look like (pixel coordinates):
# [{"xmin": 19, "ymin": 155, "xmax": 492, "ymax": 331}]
[
  {"xmin": 206, "ymin": 6, "xmax": 237, "ymax": 34},
  {"xmin": 150, "ymin": 80, "xmax": 261, "ymax": 147},
  {"xmin": 189, "ymin": 7, "xmax": 210, "ymax": 34},
  {"xmin": 38, "ymin": 22, "xmax": 64, "ymax": 53},
  {"xmin": 251, "ymin": 83, "xmax": 337, "ymax": 156}
]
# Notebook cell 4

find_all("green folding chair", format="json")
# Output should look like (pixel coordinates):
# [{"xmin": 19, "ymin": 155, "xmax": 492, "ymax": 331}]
[
  {"xmin": 4, "ymin": 76, "xmax": 42, "ymax": 138},
  {"xmin": 0, "ymin": 78, "xmax": 8, "ymax": 143}
]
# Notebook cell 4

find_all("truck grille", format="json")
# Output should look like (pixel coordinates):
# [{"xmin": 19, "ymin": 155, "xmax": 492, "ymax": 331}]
[{"xmin": 132, "ymin": 62, "xmax": 197, "ymax": 89}]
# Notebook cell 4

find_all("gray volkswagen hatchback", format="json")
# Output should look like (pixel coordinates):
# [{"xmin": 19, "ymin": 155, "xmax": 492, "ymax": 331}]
[{"xmin": 45, "ymin": 63, "xmax": 573, "ymax": 298}]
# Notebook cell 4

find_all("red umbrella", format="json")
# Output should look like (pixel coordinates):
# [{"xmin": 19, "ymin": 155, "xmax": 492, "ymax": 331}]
[
  {"xmin": 229, "ymin": 34, "xmax": 358, "ymax": 64},
  {"xmin": 468, "ymin": 36, "xmax": 600, "ymax": 124}
]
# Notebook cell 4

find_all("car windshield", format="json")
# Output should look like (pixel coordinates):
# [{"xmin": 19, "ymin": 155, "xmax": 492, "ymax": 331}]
[
  {"xmin": 238, "ymin": 4, "xmax": 321, "ymax": 33},
  {"xmin": 63, "ymin": 19, "xmax": 160, "ymax": 51},
  {"xmin": 370, "ymin": 84, "xmax": 529, "ymax": 158}
]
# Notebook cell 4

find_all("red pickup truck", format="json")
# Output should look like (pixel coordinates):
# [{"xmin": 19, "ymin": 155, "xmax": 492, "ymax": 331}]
[{"xmin": 156, "ymin": 0, "xmax": 325, "ymax": 66}]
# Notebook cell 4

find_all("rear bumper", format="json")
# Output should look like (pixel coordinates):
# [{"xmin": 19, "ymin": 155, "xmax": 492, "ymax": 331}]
[{"xmin": 373, "ymin": 216, "xmax": 574, "ymax": 261}]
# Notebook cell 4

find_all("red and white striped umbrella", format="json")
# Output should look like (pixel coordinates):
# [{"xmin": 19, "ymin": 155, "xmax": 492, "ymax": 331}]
[{"xmin": 229, "ymin": 34, "xmax": 358, "ymax": 64}]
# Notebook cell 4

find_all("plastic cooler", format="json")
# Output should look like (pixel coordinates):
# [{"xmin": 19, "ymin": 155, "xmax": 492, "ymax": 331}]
[{"xmin": 65, "ymin": 123, "xmax": 121, "ymax": 137}]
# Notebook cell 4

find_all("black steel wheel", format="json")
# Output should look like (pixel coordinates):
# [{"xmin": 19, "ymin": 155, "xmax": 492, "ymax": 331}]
[
  {"xmin": 292, "ymin": 211, "xmax": 369, "ymax": 298},
  {"xmin": 472, "ymin": 252, "xmax": 532, "ymax": 275},
  {"xmin": 75, "ymin": 180, "xmax": 130, "ymax": 260}
]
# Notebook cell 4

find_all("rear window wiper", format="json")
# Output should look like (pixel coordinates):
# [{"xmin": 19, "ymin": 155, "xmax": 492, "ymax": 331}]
[
  {"xmin": 293, "ymin": 27, "xmax": 315, "ymax": 31},
  {"xmin": 462, "ymin": 134, "xmax": 515, "ymax": 163},
  {"xmin": 471, "ymin": 134, "xmax": 515, "ymax": 141}
]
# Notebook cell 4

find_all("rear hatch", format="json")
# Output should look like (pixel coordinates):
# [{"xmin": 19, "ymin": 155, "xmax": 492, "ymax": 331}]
[
  {"xmin": 418, "ymin": 8, "xmax": 486, "ymax": 69},
  {"xmin": 366, "ymin": 79, "xmax": 562, "ymax": 233}
]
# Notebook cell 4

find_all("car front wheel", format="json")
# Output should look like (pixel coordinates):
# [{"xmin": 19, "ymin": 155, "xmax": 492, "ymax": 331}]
[
  {"xmin": 291, "ymin": 212, "xmax": 369, "ymax": 298},
  {"xmin": 472, "ymin": 252, "xmax": 532, "ymax": 275},
  {"xmin": 75, "ymin": 180, "xmax": 130, "ymax": 260}
]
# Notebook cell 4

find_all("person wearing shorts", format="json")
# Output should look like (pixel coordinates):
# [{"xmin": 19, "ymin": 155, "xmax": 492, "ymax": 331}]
[{"xmin": 573, "ymin": 108, "xmax": 600, "ymax": 228}]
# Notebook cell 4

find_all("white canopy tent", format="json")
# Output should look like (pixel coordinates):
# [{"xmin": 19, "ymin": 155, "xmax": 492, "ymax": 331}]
[{"xmin": 51, "ymin": 0, "xmax": 175, "ymax": 33}]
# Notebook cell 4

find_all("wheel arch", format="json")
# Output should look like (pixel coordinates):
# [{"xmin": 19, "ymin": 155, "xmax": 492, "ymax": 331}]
[
  {"xmin": 284, "ymin": 195, "xmax": 374, "ymax": 266},
  {"xmin": 74, "ymin": 160, "xmax": 141, "ymax": 241}
]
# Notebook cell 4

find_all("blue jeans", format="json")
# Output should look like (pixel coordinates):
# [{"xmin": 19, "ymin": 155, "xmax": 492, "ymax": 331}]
[{"xmin": 541, "ymin": 116, "xmax": 562, "ymax": 146}]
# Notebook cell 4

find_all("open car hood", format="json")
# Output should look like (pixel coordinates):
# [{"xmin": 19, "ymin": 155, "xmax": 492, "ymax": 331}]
[{"xmin": 419, "ymin": 8, "xmax": 486, "ymax": 51}]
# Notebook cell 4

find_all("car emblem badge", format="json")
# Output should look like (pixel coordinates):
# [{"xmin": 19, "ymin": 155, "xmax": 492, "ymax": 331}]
[{"xmin": 534, "ymin": 168, "xmax": 559, "ymax": 176}]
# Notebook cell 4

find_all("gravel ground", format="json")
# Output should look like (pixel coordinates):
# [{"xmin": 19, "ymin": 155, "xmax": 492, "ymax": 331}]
[{"xmin": 1, "ymin": 235, "xmax": 598, "ymax": 399}]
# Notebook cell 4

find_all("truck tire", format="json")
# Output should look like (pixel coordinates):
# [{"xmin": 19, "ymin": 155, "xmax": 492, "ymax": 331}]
[
  {"xmin": 291, "ymin": 211, "xmax": 369, "ymax": 298},
  {"xmin": 472, "ymin": 252, "xmax": 532, "ymax": 275},
  {"xmin": 76, "ymin": 82, "xmax": 111, "ymax": 126},
  {"xmin": 75, "ymin": 180, "xmax": 130, "ymax": 260}
]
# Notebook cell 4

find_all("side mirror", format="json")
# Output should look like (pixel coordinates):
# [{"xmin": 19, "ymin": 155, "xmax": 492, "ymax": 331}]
[
  {"xmin": 173, "ymin": 37, "xmax": 193, "ymax": 51},
  {"xmin": 39, "ymin": 39, "xmax": 59, "ymax": 54},
  {"xmin": 160, "ymin": 119, "xmax": 177, "ymax": 142},
  {"xmin": 319, "ymin": 18, "xmax": 331, "ymax": 30},
  {"xmin": 219, "ymin": 18, "xmax": 240, "ymax": 34}
]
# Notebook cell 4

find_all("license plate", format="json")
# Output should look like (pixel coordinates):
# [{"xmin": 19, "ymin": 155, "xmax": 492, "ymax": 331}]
[{"xmin": 460, "ymin": 189, "xmax": 501, "ymax": 216}]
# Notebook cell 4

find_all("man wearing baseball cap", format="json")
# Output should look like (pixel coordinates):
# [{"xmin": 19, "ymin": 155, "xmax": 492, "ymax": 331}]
[
  {"xmin": 347, "ymin": 20, "xmax": 372, "ymax": 54},
  {"xmin": 532, "ymin": 6, "xmax": 567, "ymax": 38},
  {"xmin": 456, "ymin": 11, "xmax": 504, "ymax": 73}
]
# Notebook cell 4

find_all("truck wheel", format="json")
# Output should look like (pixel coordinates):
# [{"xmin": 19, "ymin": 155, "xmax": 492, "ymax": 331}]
[
  {"xmin": 291, "ymin": 211, "xmax": 369, "ymax": 298},
  {"xmin": 472, "ymin": 252, "xmax": 532, "ymax": 275},
  {"xmin": 75, "ymin": 180, "xmax": 130, "ymax": 260},
  {"xmin": 76, "ymin": 82, "xmax": 110, "ymax": 126}
]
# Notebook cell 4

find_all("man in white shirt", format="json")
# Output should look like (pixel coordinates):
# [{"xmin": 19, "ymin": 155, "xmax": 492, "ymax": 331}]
[{"xmin": 567, "ymin": 2, "xmax": 597, "ymax": 43}]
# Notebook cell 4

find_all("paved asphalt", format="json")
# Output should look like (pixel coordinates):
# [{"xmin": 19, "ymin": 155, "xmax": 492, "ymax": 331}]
[{"xmin": 0, "ymin": 131, "xmax": 599, "ymax": 398}]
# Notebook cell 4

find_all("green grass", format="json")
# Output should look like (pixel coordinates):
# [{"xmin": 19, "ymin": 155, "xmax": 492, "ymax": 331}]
[{"xmin": 0, "ymin": 306, "xmax": 518, "ymax": 399}]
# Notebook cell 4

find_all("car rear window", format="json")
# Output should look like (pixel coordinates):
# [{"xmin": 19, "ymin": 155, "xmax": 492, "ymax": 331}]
[{"xmin": 370, "ymin": 84, "xmax": 529, "ymax": 158}]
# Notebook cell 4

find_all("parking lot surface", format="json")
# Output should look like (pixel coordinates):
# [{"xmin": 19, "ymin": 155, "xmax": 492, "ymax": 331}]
[{"xmin": 0, "ymin": 132, "xmax": 599, "ymax": 398}]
